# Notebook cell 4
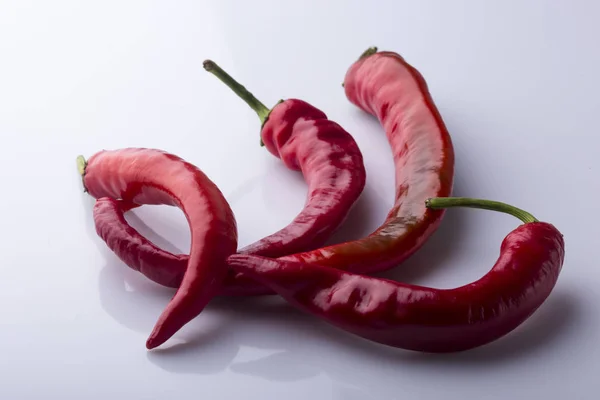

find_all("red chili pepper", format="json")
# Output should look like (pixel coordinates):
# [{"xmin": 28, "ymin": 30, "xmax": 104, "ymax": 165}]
[
  {"xmin": 77, "ymin": 148, "xmax": 237, "ymax": 349},
  {"xmin": 92, "ymin": 48, "xmax": 454, "ymax": 296},
  {"xmin": 228, "ymin": 197, "xmax": 565, "ymax": 353},
  {"xmin": 280, "ymin": 47, "xmax": 454, "ymax": 272},
  {"xmin": 203, "ymin": 60, "xmax": 366, "ymax": 257}
]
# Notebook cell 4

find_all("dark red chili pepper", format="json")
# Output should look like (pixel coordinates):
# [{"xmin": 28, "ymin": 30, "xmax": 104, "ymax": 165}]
[
  {"xmin": 204, "ymin": 59, "xmax": 366, "ymax": 257},
  {"xmin": 228, "ymin": 197, "xmax": 565, "ymax": 353},
  {"xmin": 93, "ymin": 47, "xmax": 454, "ymax": 296},
  {"xmin": 77, "ymin": 148, "xmax": 237, "ymax": 349}
]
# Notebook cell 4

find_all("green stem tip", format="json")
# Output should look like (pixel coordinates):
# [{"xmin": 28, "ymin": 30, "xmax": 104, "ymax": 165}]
[
  {"xmin": 76, "ymin": 155, "xmax": 87, "ymax": 176},
  {"xmin": 76, "ymin": 155, "xmax": 88, "ymax": 192},
  {"xmin": 358, "ymin": 46, "xmax": 378, "ymax": 60},
  {"xmin": 342, "ymin": 47, "xmax": 378, "ymax": 87},
  {"xmin": 203, "ymin": 59, "xmax": 271, "ymax": 135},
  {"xmin": 425, "ymin": 197, "xmax": 538, "ymax": 224}
]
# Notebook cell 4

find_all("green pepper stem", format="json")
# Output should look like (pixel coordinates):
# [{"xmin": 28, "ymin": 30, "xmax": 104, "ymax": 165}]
[
  {"xmin": 76, "ymin": 155, "xmax": 87, "ymax": 176},
  {"xmin": 425, "ymin": 197, "xmax": 538, "ymax": 224},
  {"xmin": 203, "ymin": 59, "xmax": 270, "ymax": 126},
  {"xmin": 76, "ymin": 155, "xmax": 88, "ymax": 192},
  {"xmin": 358, "ymin": 46, "xmax": 378, "ymax": 60}
]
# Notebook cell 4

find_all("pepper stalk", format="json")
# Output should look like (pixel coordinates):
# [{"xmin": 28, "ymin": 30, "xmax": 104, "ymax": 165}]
[
  {"xmin": 203, "ymin": 59, "xmax": 273, "ymax": 147},
  {"xmin": 426, "ymin": 197, "xmax": 538, "ymax": 224}
]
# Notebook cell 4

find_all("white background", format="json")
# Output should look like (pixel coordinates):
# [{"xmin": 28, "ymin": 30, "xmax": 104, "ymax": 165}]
[{"xmin": 1, "ymin": 0, "xmax": 598, "ymax": 398}]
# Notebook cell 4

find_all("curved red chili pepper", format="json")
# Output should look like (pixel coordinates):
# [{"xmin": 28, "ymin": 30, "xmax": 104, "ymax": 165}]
[
  {"xmin": 280, "ymin": 47, "xmax": 454, "ymax": 271},
  {"xmin": 205, "ymin": 60, "xmax": 366, "ymax": 257},
  {"xmin": 78, "ymin": 148, "xmax": 237, "ymax": 349},
  {"xmin": 228, "ymin": 198, "xmax": 565, "ymax": 353}
]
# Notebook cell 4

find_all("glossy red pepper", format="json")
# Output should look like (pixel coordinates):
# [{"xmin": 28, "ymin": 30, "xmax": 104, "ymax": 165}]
[
  {"xmin": 93, "ymin": 47, "xmax": 454, "ymax": 296},
  {"xmin": 204, "ymin": 60, "xmax": 366, "ymax": 257},
  {"xmin": 286, "ymin": 46, "xmax": 454, "ymax": 272},
  {"xmin": 228, "ymin": 197, "xmax": 565, "ymax": 353},
  {"xmin": 77, "ymin": 148, "xmax": 237, "ymax": 349}
]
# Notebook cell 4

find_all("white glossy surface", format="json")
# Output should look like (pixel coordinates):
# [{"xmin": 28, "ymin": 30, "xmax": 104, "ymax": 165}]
[{"xmin": 1, "ymin": 0, "xmax": 598, "ymax": 398}]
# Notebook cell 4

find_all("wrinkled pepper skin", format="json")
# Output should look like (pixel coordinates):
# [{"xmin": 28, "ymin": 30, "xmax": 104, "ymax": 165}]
[
  {"xmin": 92, "ymin": 99, "xmax": 366, "ymax": 295},
  {"xmin": 82, "ymin": 148, "xmax": 237, "ymax": 348},
  {"xmin": 228, "ymin": 222, "xmax": 565, "ymax": 353}
]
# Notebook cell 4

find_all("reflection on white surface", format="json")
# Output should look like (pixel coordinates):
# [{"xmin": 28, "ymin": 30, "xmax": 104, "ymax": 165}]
[{"xmin": 1, "ymin": 0, "xmax": 599, "ymax": 399}]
